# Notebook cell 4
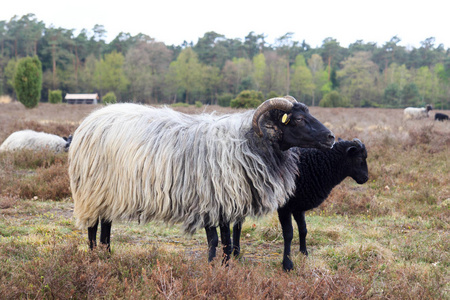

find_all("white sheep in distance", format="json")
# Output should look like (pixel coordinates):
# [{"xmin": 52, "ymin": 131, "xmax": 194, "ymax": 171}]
[
  {"xmin": 0, "ymin": 130, "xmax": 70, "ymax": 153},
  {"xmin": 403, "ymin": 104, "xmax": 433, "ymax": 120},
  {"xmin": 68, "ymin": 97, "xmax": 335, "ymax": 261}
]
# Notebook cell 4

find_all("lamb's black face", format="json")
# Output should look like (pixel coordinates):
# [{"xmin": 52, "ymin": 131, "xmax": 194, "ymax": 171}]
[
  {"xmin": 278, "ymin": 103, "xmax": 335, "ymax": 151},
  {"xmin": 347, "ymin": 144, "xmax": 369, "ymax": 184}
]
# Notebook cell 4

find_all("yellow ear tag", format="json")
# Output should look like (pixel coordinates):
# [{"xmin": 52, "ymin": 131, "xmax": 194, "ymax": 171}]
[{"xmin": 282, "ymin": 113, "xmax": 290, "ymax": 124}]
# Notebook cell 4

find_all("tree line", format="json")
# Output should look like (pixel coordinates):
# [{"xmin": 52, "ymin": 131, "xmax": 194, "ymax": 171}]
[{"xmin": 1, "ymin": 13, "xmax": 450, "ymax": 109}]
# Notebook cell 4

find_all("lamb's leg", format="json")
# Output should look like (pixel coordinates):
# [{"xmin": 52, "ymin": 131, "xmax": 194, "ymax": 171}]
[
  {"xmin": 205, "ymin": 226, "xmax": 219, "ymax": 262},
  {"xmin": 232, "ymin": 221, "xmax": 243, "ymax": 258},
  {"xmin": 88, "ymin": 220, "xmax": 99, "ymax": 249},
  {"xmin": 219, "ymin": 223, "xmax": 232, "ymax": 263},
  {"xmin": 99, "ymin": 218, "xmax": 112, "ymax": 252},
  {"xmin": 292, "ymin": 210, "xmax": 308, "ymax": 256},
  {"xmin": 278, "ymin": 206, "xmax": 294, "ymax": 271}
]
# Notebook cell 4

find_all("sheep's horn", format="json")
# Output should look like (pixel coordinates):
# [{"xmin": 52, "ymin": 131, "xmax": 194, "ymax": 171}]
[
  {"xmin": 283, "ymin": 95, "xmax": 298, "ymax": 103},
  {"xmin": 252, "ymin": 98, "xmax": 294, "ymax": 137},
  {"xmin": 352, "ymin": 138, "xmax": 363, "ymax": 148}
]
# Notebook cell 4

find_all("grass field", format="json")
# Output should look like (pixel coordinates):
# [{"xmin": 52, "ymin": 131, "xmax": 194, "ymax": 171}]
[{"xmin": 0, "ymin": 102, "xmax": 449, "ymax": 299}]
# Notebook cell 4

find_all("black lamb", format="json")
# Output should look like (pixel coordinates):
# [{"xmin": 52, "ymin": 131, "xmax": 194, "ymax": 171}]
[
  {"xmin": 229, "ymin": 138, "xmax": 369, "ymax": 271},
  {"xmin": 435, "ymin": 113, "xmax": 449, "ymax": 121}
]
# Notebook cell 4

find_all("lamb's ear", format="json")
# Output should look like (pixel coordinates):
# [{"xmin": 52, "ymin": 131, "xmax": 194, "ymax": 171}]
[
  {"xmin": 63, "ymin": 136, "xmax": 68, "ymax": 141},
  {"xmin": 338, "ymin": 137, "xmax": 343, "ymax": 142}
]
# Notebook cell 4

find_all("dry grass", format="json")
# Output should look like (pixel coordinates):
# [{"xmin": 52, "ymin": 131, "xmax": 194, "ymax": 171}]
[
  {"xmin": 0, "ymin": 102, "xmax": 449, "ymax": 299},
  {"xmin": 0, "ymin": 95, "xmax": 12, "ymax": 104}
]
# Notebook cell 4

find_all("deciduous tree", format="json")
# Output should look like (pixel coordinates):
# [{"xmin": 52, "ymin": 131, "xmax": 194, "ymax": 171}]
[
  {"xmin": 95, "ymin": 51, "xmax": 129, "ymax": 99},
  {"xmin": 290, "ymin": 55, "xmax": 314, "ymax": 103},
  {"xmin": 338, "ymin": 52, "xmax": 380, "ymax": 106},
  {"xmin": 166, "ymin": 48, "xmax": 202, "ymax": 103}
]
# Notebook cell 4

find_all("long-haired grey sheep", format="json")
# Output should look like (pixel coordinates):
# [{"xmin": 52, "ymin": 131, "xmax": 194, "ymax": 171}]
[
  {"xmin": 68, "ymin": 97, "xmax": 335, "ymax": 260},
  {"xmin": 0, "ymin": 130, "xmax": 70, "ymax": 153}
]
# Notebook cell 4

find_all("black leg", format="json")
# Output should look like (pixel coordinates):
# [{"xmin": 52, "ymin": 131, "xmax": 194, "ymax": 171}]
[
  {"xmin": 100, "ymin": 218, "xmax": 112, "ymax": 252},
  {"xmin": 88, "ymin": 219, "xmax": 99, "ymax": 250},
  {"xmin": 205, "ymin": 226, "xmax": 219, "ymax": 262},
  {"xmin": 278, "ymin": 206, "xmax": 294, "ymax": 271},
  {"xmin": 292, "ymin": 210, "xmax": 308, "ymax": 256},
  {"xmin": 232, "ymin": 221, "xmax": 242, "ymax": 257},
  {"xmin": 219, "ymin": 222, "xmax": 232, "ymax": 263}
]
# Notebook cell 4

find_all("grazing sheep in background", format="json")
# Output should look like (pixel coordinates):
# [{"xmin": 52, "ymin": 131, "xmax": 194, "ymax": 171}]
[
  {"xmin": 0, "ymin": 130, "xmax": 70, "ymax": 153},
  {"xmin": 68, "ymin": 96, "xmax": 335, "ymax": 262},
  {"xmin": 231, "ymin": 138, "xmax": 368, "ymax": 271},
  {"xmin": 435, "ymin": 113, "xmax": 449, "ymax": 121},
  {"xmin": 403, "ymin": 104, "xmax": 433, "ymax": 120}
]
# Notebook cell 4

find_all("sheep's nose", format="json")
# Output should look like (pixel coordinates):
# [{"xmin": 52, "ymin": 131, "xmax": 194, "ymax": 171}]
[{"xmin": 327, "ymin": 131, "xmax": 335, "ymax": 146}]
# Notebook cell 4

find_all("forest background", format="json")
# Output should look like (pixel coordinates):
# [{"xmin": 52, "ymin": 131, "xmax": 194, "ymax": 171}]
[{"xmin": 1, "ymin": 14, "xmax": 450, "ymax": 109}]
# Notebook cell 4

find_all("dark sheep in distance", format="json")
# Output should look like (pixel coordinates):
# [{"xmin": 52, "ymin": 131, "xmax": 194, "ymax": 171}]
[
  {"xmin": 68, "ymin": 96, "xmax": 335, "ymax": 262},
  {"xmin": 435, "ymin": 113, "xmax": 449, "ymax": 121},
  {"xmin": 230, "ymin": 138, "xmax": 369, "ymax": 271}
]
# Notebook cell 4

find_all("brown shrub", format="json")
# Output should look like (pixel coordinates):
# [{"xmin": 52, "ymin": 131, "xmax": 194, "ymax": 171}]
[
  {"xmin": 0, "ymin": 195, "xmax": 18, "ymax": 209},
  {"xmin": 12, "ymin": 160, "xmax": 70, "ymax": 200},
  {"xmin": 11, "ymin": 119, "xmax": 77, "ymax": 139},
  {"xmin": 0, "ymin": 150, "xmax": 70, "ymax": 200},
  {"xmin": 0, "ymin": 240, "xmax": 370, "ymax": 299}
]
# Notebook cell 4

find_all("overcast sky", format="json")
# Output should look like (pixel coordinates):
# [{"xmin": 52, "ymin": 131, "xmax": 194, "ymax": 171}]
[{"xmin": 2, "ymin": 0, "xmax": 448, "ymax": 49}]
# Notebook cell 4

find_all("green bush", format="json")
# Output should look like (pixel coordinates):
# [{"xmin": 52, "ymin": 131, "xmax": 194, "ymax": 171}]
[
  {"xmin": 102, "ymin": 92, "xmax": 117, "ymax": 105},
  {"xmin": 319, "ymin": 91, "xmax": 351, "ymax": 108},
  {"xmin": 217, "ymin": 93, "xmax": 234, "ymax": 107},
  {"xmin": 48, "ymin": 90, "xmax": 62, "ymax": 104},
  {"xmin": 14, "ymin": 56, "xmax": 42, "ymax": 108},
  {"xmin": 195, "ymin": 101, "xmax": 203, "ymax": 108},
  {"xmin": 230, "ymin": 90, "xmax": 264, "ymax": 109}
]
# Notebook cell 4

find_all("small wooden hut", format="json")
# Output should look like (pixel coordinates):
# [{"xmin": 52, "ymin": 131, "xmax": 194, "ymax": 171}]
[{"xmin": 65, "ymin": 93, "xmax": 99, "ymax": 104}]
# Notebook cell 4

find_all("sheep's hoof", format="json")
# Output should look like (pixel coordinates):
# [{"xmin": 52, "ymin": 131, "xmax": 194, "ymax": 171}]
[
  {"xmin": 282, "ymin": 258, "xmax": 294, "ymax": 272},
  {"xmin": 232, "ymin": 247, "xmax": 240, "ymax": 258}
]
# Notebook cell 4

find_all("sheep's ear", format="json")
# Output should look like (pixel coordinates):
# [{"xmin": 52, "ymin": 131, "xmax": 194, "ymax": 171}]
[
  {"xmin": 63, "ymin": 136, "xmax": 68, "ymax": 141},
  {"xmin": 346, "ymin": 146, "xmax": 358, "ymax": 156},
  {"xmin": 281, "ymin": 113, "xmax": 291, "ymax": 125},
  {"xmin": 338, "ymin": 137, "xmax": 343, "ymax": 142}
]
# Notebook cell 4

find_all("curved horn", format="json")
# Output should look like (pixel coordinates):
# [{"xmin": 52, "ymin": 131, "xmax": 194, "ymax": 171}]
[
  {"xmin": 352, "ymin": 138, "xmax": 363, "ymax": 148},
  {"xmin": 283, "ymin": 95, "xmax": 298, "ymax": 103},
  {"xmin": 252, "ymin": 98, "xmax": 294, "ymax": 137}
]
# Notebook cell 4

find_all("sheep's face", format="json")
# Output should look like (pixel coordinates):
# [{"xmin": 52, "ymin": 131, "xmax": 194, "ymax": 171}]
[
  {"xmin": 345, "ymin": 142, "xmax": 369, "ymax": 184},
  {"xmin": 275, "ymin": 103, "xmax": 335, "ymax": 151}
]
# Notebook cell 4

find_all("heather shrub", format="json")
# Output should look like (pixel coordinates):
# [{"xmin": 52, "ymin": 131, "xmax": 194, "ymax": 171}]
[
  {"xmin": 13, "ymin": 159, "xmax": 70, "ymax": 200},
  {"xmin": 10, "ymin": 119, "xmax": 76, "ymax": 138},
  {"xmin": 0, "ymin": 149, "xmax": 69, "ymax": 200}
]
